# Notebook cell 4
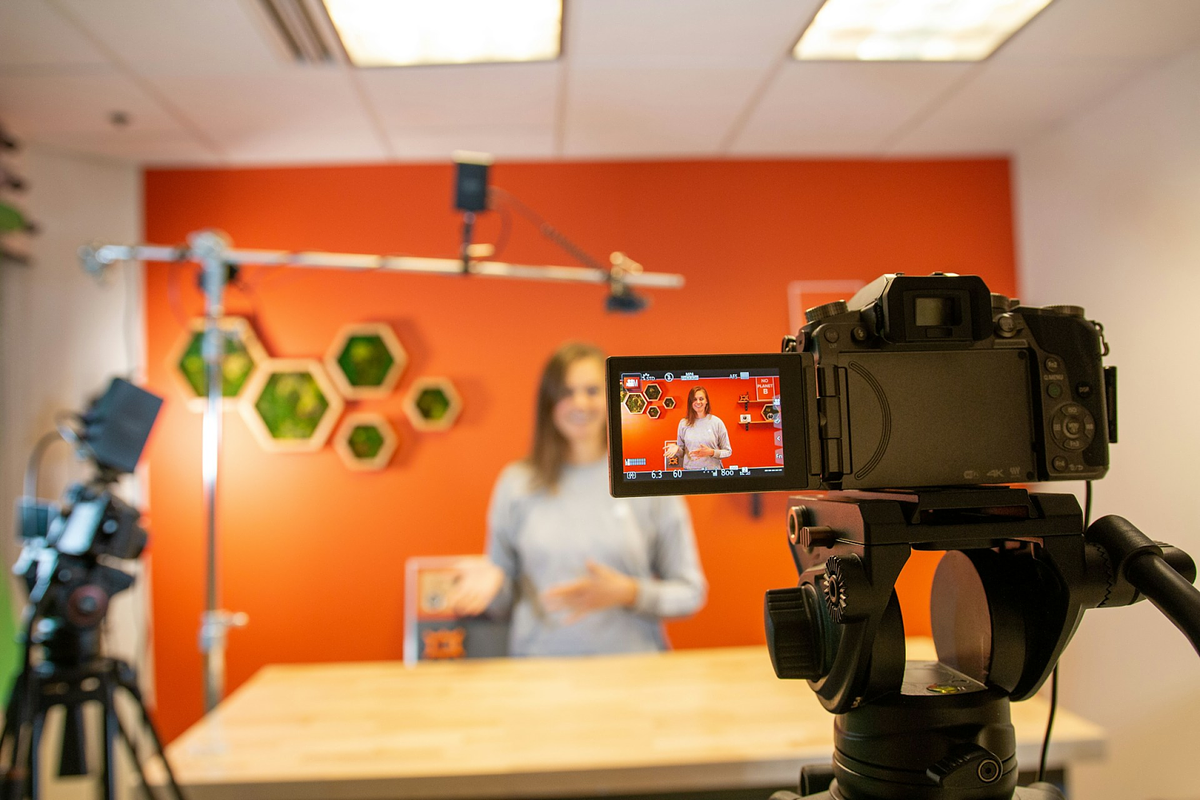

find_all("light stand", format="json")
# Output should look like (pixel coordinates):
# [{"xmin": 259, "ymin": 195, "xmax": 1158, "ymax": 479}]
[{"xmin": 81, "ymin": 232, "xmax": 683, "ymax": 712}]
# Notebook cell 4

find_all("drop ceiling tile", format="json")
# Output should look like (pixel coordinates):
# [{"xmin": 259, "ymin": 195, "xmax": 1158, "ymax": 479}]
[
  {"xmin": 566, "ymin": 0, "xmax": 821, "ymax": 68},
  {"xmin": 148, "ymin": 69, "xmax": 375, "ymax": 132},
  {"xmin": 562, "ymin": 66, "xmax": 767, "ymax": 156},
  {"xmin": 730, "ymin": 62, "xmax": 973, "ymax": 155},
  {"xmin": 54, "ymin": 0, "xmax": 283, "ymax": 75},
  {"xmin": 887, "ymin": 60, "xmax": 1146, "ymax": 155},
  {"xmin": 210, "ymin": 125, "xmax": 390, "ymax": 164},
  {"xmin": 386, "ymin": 126, "xmax": 556, "ymax": 161},
  {"xmin": 0, "ymin": 0, "xmax": 109, "ymax": 71},
  {"xmin": 31, "ymin": 129, "xmax": 221, "ymax": 165},
  {"xmin": 359, "ymin": 63, "xmax": 561, "ymax": 130},
  {"xmin": 0, "ymin": 72, "xmax": 184, "ymax": 135},
  {"xmin": 998, "ymin": 0, "xmax": 1200, "ymax": 62}
]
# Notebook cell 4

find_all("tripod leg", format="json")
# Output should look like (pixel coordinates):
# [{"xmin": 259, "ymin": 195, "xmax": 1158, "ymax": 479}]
[
  {"xmin": 0, "ymin": 671, "xmax": 30, "ymax": 800},
  {"xmin": 0, "ymin": 672, "xmax": 27, "ymax": 782},
  {"xmin": 100, "ymin": 681, "xmax": 118, "ymax": 800},
  {"xmin": 107, "ymin": 689, "xmax": 160, "ymax": 800},
  {"xmin": 28, "ymin": 704, "xmax": 45, "ymax": 800},
  {"xmin": 114, "ymin": 670, "xmax": 186, "ymax": 800}
]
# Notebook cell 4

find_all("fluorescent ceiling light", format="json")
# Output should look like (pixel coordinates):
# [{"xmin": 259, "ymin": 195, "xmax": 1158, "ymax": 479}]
[
  {"xmin": 794, "ymin": 0, "xmax": 1055, "ymax": 61},
  {"xmin": 322, "ymin": 0, "xmax": 562, "ymax": 67}
]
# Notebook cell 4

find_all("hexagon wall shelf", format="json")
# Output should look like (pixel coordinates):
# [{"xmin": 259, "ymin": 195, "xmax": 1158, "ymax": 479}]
[
  {"xmin": 333, "ymin": 413, "xmax": 399, "ymax": 471},
  {"xmin": 168, "ymin": 317, "xmax": 267, "ymax": 411},
  {"xmin": 324, "ymin": 322, "xmax": 408, "ymax": 400},
  {"xmin": 647, "ymin": 405, "xmax": 661, "ymax": 419},
  {"xmin": 403, "ymin": 377, "xmax": 463, "ymax": 432},
  {"xmin": 643, "ymin": 383, "xmax": 662, "ymax": 402},
  {"xmin": 662, "ymin": 397, "xmax": 676, "ymax": 410},
  {"xmin": 239, "ymin": 359, "xmax": 344, "ymax": 453},
  {"xmin": 624, "ymin": 393, "xmax": 647, "ymax": 415}
]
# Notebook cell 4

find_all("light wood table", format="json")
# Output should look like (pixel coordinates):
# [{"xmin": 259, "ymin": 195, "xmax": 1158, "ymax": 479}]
[{"xmin": 163, "ymin": 644, "xmax": 1105, "ymax": 799}]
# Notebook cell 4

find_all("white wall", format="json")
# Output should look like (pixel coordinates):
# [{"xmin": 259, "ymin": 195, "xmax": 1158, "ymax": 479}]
[
  {"xmin": 0, "ymin": 143, "xmax": 152, "ymax": 797},
  {"xmin": 1015, "ymin": 44, "xmax": 1200, "ymax": 800}
]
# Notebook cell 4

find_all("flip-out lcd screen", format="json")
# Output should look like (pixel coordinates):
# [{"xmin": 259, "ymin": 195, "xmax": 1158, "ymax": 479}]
[{"xmin": 607, "ymin": 354, "xmax": 815, "ymax": 497}]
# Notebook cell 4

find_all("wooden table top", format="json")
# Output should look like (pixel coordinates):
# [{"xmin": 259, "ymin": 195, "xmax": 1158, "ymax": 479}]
[{"xmin": 163, "ymin": 644, "xmax": 1106, "ymax": 799}]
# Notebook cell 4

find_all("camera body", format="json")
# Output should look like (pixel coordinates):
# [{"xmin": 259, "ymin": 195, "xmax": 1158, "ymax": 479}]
[
  {"xmin": 797, "ymin": 272, "xmax": 1115, "ymax": 489},
  {"xmin": 607, "ymin": 273, "xmax": 1116, "ymax": 496}
]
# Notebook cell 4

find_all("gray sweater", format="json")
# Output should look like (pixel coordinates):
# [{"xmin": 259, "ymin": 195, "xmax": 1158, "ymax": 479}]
[
  {"xmin": 675, "ymin": 415, "xmax": 732, "ymax": 470},
  {"xmin": 485, "ymin": 458, "xmax": 707, "ymax": 656}
]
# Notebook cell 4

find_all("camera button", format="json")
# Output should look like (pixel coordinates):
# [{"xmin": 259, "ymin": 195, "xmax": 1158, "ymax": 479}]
[
  {"xmin": 1064, "ymin": 438, "xmax": 1085, "ymax": 451},
  {"xmin": 1047, "ymin": 383, "xmax": 1063, "ymax": 399},
  {"xmin": 1052, "ymin": 456, "xmax": 1068, "ymax": 471},
  {"xmin": 1045, "ymin": 356, "xmax": 1062, "ymax": 372}
]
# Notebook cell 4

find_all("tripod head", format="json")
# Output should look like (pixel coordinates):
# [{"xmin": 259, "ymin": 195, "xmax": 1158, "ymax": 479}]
[
  {"xmin": 15, "ymin": 480, "xmax": 148, "ymax": 666},
  {"xmin": 764, "ymin": 487, "xmax": 1200, "ymax": 800}
]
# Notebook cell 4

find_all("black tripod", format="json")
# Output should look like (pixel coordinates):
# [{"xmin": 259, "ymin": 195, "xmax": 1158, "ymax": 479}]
[
  {"xmin": 764, "ymin": 487, "xmax": 1200, "ymax": 800},
  {"xmin": 0, "ymin": 619, "xmax": 186, "ymax": 800}
]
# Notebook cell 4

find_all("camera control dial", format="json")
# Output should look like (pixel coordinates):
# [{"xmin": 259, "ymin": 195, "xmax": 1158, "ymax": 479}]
[
  {"xmin": 805, "ymin": 300, "xmax": 848, "ymax": 324},
  {"xmin": 1050, "ymin": 402, "xmax": 1096, "ymax": 455}
]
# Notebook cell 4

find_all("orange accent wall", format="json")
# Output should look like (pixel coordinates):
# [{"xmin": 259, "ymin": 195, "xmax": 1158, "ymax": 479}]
[{"xmin": 143, "ymin": 159, "xmax": 1017, "ymax": 740}]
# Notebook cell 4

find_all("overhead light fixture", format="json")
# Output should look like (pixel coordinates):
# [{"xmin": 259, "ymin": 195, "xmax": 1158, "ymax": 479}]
[
  {"xmin": 321, "ymin": 0, "xmax": 562, "ymax": 67},
  {"xmin": 793, "ymin": 0, "xmax": 1055, "ymax": 62}
]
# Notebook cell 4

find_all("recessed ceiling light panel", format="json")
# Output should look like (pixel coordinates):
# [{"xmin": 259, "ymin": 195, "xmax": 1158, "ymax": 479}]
[
  {"xmin": 322, "ymin": 0, "xmax": 562, "ymax": 67},
  {"xmin": 794, "ymin": 0, "xmax": 1055, "ymax": 62}
]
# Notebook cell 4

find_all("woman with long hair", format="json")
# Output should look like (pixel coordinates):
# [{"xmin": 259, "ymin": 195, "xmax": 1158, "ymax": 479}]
[
  {"xmin": 448, "ymin": 342, "xmax": 707, "ymax": 656},
  {"xmin": 663, "ymin": 385, "xmax": 732, "ymax": 471}
]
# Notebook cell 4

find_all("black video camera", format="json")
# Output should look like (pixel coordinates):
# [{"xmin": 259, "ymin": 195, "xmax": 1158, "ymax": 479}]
[
  {"xmin": 607, "ymin": 273, "xmax": 1116, "ymax": 497},
  {"xmin": 12, "ymin": 378, "xmax": 161, "ymax": 658}
]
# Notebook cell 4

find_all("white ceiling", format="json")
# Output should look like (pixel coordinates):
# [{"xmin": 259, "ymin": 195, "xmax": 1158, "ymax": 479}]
[{"xmin": 2, "ymin": 0, "xmax": 1199, "ymax": 166}]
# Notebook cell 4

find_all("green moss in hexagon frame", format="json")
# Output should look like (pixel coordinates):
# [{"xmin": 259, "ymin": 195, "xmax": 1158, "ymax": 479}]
[
  {"xmin": 179, "ymin": 332, "xmax": 256, "ymax": 397},
  {"xmin": 336, "ymin": 335, "xmax": 395, "ymax": 388},
  {"xmin": 348, "ymin": 424, "xmax": 385, "ymax": 459},
  {"xmin": 415, "ymin": 387, "xmax": 451, "ymax": 422},
  {"xmin": 255, "ymin": 372, "xmax": 331, "ymax": 440}
]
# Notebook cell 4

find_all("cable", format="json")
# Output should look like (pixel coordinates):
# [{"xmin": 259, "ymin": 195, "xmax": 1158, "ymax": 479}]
[
  {"xmin": 1036, "ymin": 480, "xmax": 1093, "ymax": 784},
  {"xmin": 488, "ymin": 186, "xmax": 608, "ymax": 271},
  {"xmin": 490, "ymin": 202, "xmax": 513, "ymax": 260},
  {"xmin": 22, "ymin": 413, "xmax": 81, "ymax": 500},
  {"xmin": 1036, "ymin": 669, "xmax": 1058, "ymax": 783}
]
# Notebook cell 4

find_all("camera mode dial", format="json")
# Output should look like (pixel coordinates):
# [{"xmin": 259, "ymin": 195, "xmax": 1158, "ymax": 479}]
[
  {"xmin": 805, "ymin": 300, "xmax": 848, "ymax": 324},
  {"xmin": 1045, "ymin": 304, "xmax": 1086, "ymax": 318}
]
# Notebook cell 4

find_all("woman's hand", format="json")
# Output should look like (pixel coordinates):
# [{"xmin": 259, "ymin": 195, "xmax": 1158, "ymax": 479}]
[
  {"xmin": 663, "ymin": 442, "xmax": 680, "ymax": 458},
  {"xmin": 541, "ymin": 560, "xmax": 639, "ymax": 624},
  {"xmin": 444, "ymin": 557, "xmax": 505, "ymax": 616},
  {"xmin": 690, "ymin": 445, "xmax": 715, "ymax": 458}
]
